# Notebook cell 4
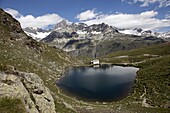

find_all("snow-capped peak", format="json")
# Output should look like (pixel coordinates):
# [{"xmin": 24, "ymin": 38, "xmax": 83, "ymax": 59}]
[
  {"xmin": 23, "ymin": 27, "xmax": 51, "ymax": 41},
  {"xmin": 119, "ymin": 28, "xmax": 154, "ymax": 36},
  {"xmin": 119, "ymin": 29, "xmax": 142, "ymax": 36}
]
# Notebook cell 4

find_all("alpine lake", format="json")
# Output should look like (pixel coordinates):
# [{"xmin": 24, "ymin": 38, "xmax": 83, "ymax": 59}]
[{"xmin": 57, "ymin": 64, "xmax": 139, "ymax": 102}]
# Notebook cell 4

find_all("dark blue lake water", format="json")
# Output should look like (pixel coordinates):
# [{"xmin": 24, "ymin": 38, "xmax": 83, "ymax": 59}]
[{"xmin": 57, "ymin": 65, "xmax": 139, "ymax": 102}]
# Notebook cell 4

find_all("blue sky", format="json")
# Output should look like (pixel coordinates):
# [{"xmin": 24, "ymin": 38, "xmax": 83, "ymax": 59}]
[{"xmin": 0, "ymin": 0, "xmax": 170, "ymax": 32}]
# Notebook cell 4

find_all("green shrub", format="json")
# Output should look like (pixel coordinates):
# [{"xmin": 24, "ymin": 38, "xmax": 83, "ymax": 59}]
[{"xmin": 0, "ymin": 97, "xmax": 26, "ymax": 113}]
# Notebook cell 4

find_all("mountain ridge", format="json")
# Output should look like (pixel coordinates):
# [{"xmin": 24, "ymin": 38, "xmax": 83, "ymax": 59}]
[
  {"xmin": 24, "ymin": 20, "xmax": 170, "ymax": 42},
  {"xmin": 40, "ymin": 21, "xmax": 165, "ymax": 57}
]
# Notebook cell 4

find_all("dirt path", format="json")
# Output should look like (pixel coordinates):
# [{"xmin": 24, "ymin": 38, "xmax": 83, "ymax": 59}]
[{"xmin": 140, "ymin": 86, "xmax": 151, "ymax": 107}]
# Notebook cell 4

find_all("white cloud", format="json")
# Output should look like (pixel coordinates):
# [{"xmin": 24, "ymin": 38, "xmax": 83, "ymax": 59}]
[
  {"xmin": 82, "ymin": 10, "xmax": 170, "ymax": 30},
  {"xmin": 4, "ymin": 8, "xmax": 64, "ymax": 29},
  {"xmin": 140, "ymin": 10, "xmax": 158, "ymax": 18},
  {"xmin": 4, "ymin": 8, "xmax": 22, "ymax": 18},
  {"xmin": 76, "ymin": 9, "xmax": 98, "ymax": 21},
  {"xmin": 5, "ymin": 8, "xmax": 170, "ymax": 31},
  {"xmin": 123, "ymin": 0, "xmax": 170, "ymax": 8}
]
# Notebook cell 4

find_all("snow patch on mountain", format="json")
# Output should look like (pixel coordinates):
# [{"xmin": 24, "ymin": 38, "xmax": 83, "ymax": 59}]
[
  {"xmin": 119, "ymin": 29, "xmax": 141, "ymax": 36},
  {"xmin": 156, "ymin": 31, "xmax": 170, "ymax": 41},
  {"xmin": 23, "ymin": 27, "xmax": 51, "ymax": 41},
  {"xmin": 91, "ymin": 31, "xmax": 101, "ymax": 34},
  {"xmin": 77, "ymin": 30, "xmax": 88, "ymax": 35},
  {"xmin": 25, "ymin": 31, "xmax": 51, "ymax": 41}
]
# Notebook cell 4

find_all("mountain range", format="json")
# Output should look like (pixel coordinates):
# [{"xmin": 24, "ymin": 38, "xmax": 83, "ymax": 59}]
[
  {"xmin": 24, "ymin": 20, "xmax": 167, "ymax": 57},
  {"xmin": 24, "ymin": 19, "xmax": 170, "ymax": 42}
]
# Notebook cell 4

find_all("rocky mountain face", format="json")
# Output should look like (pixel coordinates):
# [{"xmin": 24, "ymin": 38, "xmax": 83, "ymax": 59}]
[
  {"xmin": 0, "ymin": 8, "xmax": 79, "ymax": 113},
  {"xmin": 22, "ymin": 19, "xmax": 168, "ymax": 58},
  {"xmin": 41, "ymin": 21, "xmax": 165, "ymax": 57}
]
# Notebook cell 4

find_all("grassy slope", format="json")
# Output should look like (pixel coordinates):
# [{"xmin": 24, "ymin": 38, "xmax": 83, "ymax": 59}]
[
  {"xmin": 100, "ymin": 43, "xmax": 170, "ymax": 63},
  {"xmin": 0, "ymin": 9, "xmax": 79, "ymax": 113},
  {"xmin": 98, "ymin": 43, "xmax": 170, "ymax": 112}
]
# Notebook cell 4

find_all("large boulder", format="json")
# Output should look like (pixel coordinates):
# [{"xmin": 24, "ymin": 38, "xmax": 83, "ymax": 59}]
[{"xmin": 0, "ymin": 71, "xmax": 56, "ymax": 113}]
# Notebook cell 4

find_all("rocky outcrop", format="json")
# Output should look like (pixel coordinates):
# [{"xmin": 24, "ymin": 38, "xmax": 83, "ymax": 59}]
[
  {"xmin": 0, "ymin": 9, "xmax": 23, "ymax": 34},
  {"xmin": 0, "ymin": 70, "xmax": 56, "ymax": 113}
]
